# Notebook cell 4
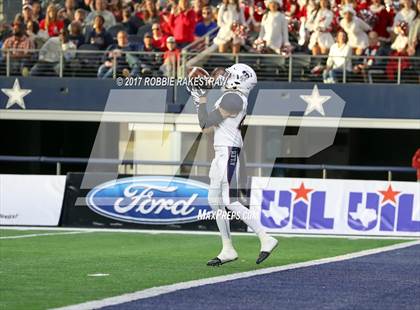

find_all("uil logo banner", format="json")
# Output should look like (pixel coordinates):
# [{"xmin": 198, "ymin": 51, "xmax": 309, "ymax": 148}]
[
  {"xmin": 348, "ymin": 185, "xmax": 419, "ymax": 233},
  {"xmin": 250, "ymin": 177, "xmax": 420, "ymax": 237},
  {"xmin": 260, "ymin": 183, "xmax": 333, "ymax": 230}
]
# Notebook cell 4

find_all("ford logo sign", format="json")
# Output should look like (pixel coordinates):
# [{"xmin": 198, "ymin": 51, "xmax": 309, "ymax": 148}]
[{"xmin": 86, "ymin": 176, "xmax": 211, "ymax": 224}]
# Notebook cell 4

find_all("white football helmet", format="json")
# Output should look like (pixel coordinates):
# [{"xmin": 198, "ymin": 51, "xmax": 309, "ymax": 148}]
[{"xmin": 222, "ymin": 63, "xmax": 257, "ymax": 96}]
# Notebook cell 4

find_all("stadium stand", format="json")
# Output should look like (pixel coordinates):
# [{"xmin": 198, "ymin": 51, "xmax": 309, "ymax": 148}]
[{"xmin": 0, "ymin": 0, "xmax": 418, "ymax": 83}]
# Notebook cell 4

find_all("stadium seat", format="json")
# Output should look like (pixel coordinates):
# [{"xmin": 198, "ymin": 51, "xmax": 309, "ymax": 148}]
[
  {"xmin": 289, "ymin": 55, "xmax": 311, "ymax": 82},
  {"xmin": 251, "ymin": 55, "xmax": 288, "ymax": 81},
  {"xmin": 368, "ymin": 69, "xmax": 385, "ymax": 84},
  {"xmin": 77, "ymin": 44, "xmax": 102, "ymax": 77}
]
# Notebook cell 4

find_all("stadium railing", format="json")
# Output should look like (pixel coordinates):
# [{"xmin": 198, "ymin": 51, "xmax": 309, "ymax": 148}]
[
  {"xmin": 0, "ymin": 155, "xmax": 415, "ymax": 181},
  {"xmin": 1, "ymin": 48, "xmax": 419, "ymax": 84},
  {"xmin": 179, "ymin": 52, "xmax": 420, "ymax": 84}
]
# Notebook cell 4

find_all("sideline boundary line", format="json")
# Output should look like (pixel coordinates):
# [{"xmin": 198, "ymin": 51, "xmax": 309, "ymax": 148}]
[
  {"xmin": 52, "ymin": 240, "xmax": 420, "ymax": 310},
  {"xmin": 0, "ymin": 231, "xmax": 93, "ymax": 240},
  {"xmin": 1, "ymin": 226, "xmax": 418, "ymax": 240}
]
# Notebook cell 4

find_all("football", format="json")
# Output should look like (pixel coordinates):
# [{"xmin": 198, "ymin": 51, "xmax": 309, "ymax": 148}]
[
  {"xmin": 187, "ymin": 66, "xmax": 212, "ymax": 89},
  {"xmin": 187, "ymin": 66, "xmax": 210, "ymax": 79},
  {"xmin": 210, "ymin": 67, "xmax": 228, "ymax": 87}
]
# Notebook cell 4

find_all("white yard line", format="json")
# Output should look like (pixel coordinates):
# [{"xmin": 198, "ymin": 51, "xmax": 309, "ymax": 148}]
[
  {"xmin": 0, "ymin": 231, "xmax": 93, "ymax": 240},
  {"xmin": 1, "ymin": 226, "xmax": 418, "ymax": 240},
  {"xmin": 52, "ymin": 240, "xmax": 420, "ymax": 310}
]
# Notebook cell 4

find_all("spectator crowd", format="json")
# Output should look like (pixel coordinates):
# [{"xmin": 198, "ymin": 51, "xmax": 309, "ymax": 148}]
[{"xmin": 0, "ymin": 0, "xmax": 419, "ymax": 82}]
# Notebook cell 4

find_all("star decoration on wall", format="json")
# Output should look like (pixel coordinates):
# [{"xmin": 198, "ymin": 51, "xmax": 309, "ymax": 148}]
[
  {"xmin": 300, "ymin": 85, "xmax": 331, "ymax": 116},
  {"xmin": 1, "ymin": 79, "xmax": 32, "ymax": 109}
]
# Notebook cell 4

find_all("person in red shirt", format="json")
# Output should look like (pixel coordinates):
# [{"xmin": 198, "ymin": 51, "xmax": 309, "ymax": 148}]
[
  {"xmin": 151, "ymin": 23, "xmax": 168, "ymax": 51},
  {"xmin": 39, "ymin": 4, "xmax": 65, "ymax": 37},
  {"xmin": 159, "ymin": 9, "xmax": 173, "ymax": 35},
  {"xmin": 193, "ymin": 0, "xmax": 204, "ymax": 23},
  {"xmin": 159, "ymin": 0, "xmax": 177, "ymax": 35},
  {"xmin": 168, "ymin": 0, "xmax": 196, "ymax": 48},
  {"xmin": 284, "ymin": 0, "xmax": 300, "ymax": 19},
  {"xmin": 412, "ymin": 148, "xmax": 420, "ymax": 181},
  {"xmin": 369, "ymin": 0, "xmax": 394, "ymax": 42},
  {"xmin": 161, "ymin": 36, "xmax": 180, "ymax": 76},
  {"xmin": 242, "ymin": 0, "xmax": 265, "ymax": 32},
  {"xmin": 356, "ymin": 0, "xmax": 370, "ymax": 11}
]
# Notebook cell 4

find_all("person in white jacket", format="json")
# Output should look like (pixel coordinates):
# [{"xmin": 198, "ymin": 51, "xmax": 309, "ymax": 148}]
[
  {"xmin": 256, "ymin": 0, "xmax": 290, "ymax": 53},
  {"xmin": 297, "ymin": 0, "xmax": 318, "ymax": 46},
  {"xmin": 391, "ymin": 0, "xmax": 416, "ymax": 51},
  {"xmin": 214, "ymin": 0, "xmax": 246, "ymax": 53},
  {"xmin": 393, "ymin": 0, "xmax": 416, "ymax": 29},
  {"xmin": 305, "ymin": 0, "xmax": 319, "ymax": 34},
  {"xmin": 30, "ymin": 28, "xmax": 76, "ymax": 76},
  {"xmin": 340, "ymin": 5, "xmax": 371, "ymax": 55},
  {"xmin": 322, "ymin": 30, "xmax": 352, "ymax": 83},
  {"xmin": 308, "ymin": 0, "xmax": 335, "ymax": 55}
]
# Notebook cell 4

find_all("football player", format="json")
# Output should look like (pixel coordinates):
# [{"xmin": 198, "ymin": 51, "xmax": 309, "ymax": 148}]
[{"xmin": 189, "ymin": 64, "xmax": 278, "ymax": 266}]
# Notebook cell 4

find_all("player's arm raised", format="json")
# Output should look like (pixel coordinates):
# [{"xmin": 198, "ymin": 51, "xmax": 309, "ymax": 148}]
[
  {"xmin": 197, "ymin": 93, "xmax": 243, "ymax": 133},
  {"xmin": 197, "ymin": 98, "xmax": 223, "ymax": 133}
]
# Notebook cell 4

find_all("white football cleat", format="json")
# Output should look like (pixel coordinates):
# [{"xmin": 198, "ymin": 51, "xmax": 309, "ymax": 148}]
[
  {"xmin": 207, "ymin": 247, "xmax": 238, "ymax": 266},
  {"xmin": 257, "ymin": 235, "xmax": 278, "ymax": 264}
]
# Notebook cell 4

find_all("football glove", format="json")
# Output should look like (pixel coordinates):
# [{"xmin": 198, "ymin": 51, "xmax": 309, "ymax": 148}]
[{"xmin": 187, "ymin": 85, "xmax": 207, "ymax": 109}]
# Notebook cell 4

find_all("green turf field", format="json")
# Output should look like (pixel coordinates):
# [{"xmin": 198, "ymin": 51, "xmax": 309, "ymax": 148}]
[{"xmin": 0, "ymin": 229, "xmax": 408, "ymax": 310}]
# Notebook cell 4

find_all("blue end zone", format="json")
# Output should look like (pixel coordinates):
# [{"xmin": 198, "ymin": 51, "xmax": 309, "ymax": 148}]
[{"xmin": 103, "ymin": 245, "xmax": 420, "ymax": 310}]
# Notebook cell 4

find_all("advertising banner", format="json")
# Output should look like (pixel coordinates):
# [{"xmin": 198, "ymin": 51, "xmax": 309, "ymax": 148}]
[
  {"xmin": 0, "ymin": 174, "xmax": 66, "ymax": 226},
  {"xmin": 60, "ymin": 173, "xmax": 246, "ymax": 231},
  {"xmin": 250, "ymin": 177, "xmax": 420, "ymax": 237}
]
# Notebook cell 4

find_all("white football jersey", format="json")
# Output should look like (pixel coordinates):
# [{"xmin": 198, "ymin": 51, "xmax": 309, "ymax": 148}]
[{"xmin": 213, "ymin": 91, "xmax": 248, "ymax": 148}]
